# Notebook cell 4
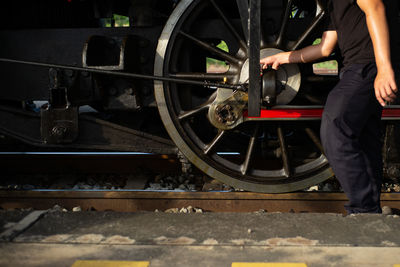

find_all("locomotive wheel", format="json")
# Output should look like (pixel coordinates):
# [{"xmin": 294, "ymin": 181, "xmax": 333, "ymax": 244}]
[{"xmin": 154, "ymin": 0, "xmax": 335, "ymax": 193}]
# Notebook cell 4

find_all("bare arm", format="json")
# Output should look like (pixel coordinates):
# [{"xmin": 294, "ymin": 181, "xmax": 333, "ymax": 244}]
[
  {"xmin": 260, "ymin": 30, "xmax": 338, "ymax": 70},
  {"xmin": 357, "ymin": 0, "xmax": 397, "ymax": 106}
]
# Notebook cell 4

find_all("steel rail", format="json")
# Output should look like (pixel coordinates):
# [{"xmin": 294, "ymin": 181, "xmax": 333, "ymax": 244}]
[
  {"xmin": 0, "ymin": 57, "xmax": 246, "ymax": 91},
  {"xmin": 1, "ymin": 190, "xmax": 400, "ymax": 214}
]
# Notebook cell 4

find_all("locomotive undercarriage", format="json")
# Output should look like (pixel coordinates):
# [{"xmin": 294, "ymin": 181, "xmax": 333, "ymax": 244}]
[{"xmin": 0, "ymin": 0, "xmax": 399, "ymax": 192}]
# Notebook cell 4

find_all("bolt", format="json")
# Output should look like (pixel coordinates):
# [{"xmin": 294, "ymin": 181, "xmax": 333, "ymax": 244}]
[
  {"xmin": 224, "ymin": 104, "xmax": 233, "ymax": 111},
  {"xmin": 51, "ymin": 125, "xmax": 67, "ymax": 138}
]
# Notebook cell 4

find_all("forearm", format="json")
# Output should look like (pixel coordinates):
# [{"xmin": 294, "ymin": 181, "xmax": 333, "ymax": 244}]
[
  {"xmin": 287, "ymin": 30, "xmax": 337, "ymax": 64},
  {"xmin": 261, "ymin": 30, "xmax": 337, "ymax": 69},
  {"xmin": 287, "ymin": 45, "xmax": 328, "ymax": 64},
  {"xmin": 262, "ymin": 43, "xmax": 331, "ymax": 69},
  {"xmin": 361, "ymin": 0, "xmax": 392, "ymax": 71},
  {"xmin": 357, "ymin": 0, "xmax": 397, "ymax": 106}
]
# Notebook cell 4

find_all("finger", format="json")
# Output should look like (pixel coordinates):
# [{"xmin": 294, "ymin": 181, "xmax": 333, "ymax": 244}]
[
  {"xmin": 386, "ymin": 88, "xmax": 397, "ymax": 101},
  {"xmin": 382, "ymin": 90, "xmax": 393, "ymax": 103},
  {"xmin": 382, "ymin": 84, "xmax": 396, "ymax": 102},
  {"xmin": 383, "ymin": 92, "xmax": 394, "ymax": 103},
  {"xmin": 381, "ymin": 85, "xmax": 389, "ymax": 100},
  {"xmin": 260, "ymin": 61, "xmax": 266, "ymax": 68},
  {"xmin": 272, "ymin": 62, "xmax": 280, "ymax": 70},
  {"xmin": 260, "ymin": 60, "xmax": 270, "ymax": 69},
  {"xmin": 390, "ymin": 80, "xmax": 398, "ymax": 94},
  {"xmin": 375, "ymin": 88, "xmax": 386, "ymax": 106}
]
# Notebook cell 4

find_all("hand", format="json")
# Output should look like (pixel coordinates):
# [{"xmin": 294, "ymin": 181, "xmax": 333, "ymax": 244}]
[
  {"xmin": 260, "ymin": 52, "xmax": 289, "ymax": 70},
  {"xmin": 374, "ymin": 69, "xmax": 398, "ymax": 106}
]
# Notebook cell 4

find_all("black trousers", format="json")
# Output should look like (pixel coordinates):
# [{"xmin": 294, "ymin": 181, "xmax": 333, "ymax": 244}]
[{"xmin": 320, "ymin": 63, "xmax": 383, "ymax": 214}]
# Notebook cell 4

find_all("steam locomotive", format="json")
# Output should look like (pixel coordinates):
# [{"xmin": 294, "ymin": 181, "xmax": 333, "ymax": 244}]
[{"xmin": 0, "ymin": 0, "xmax": 399, "ymax": 192}]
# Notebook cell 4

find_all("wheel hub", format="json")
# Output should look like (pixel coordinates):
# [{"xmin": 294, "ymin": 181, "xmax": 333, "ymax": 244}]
[
  {"xmin": 208, "ymin": 48, "xmax": 302, "ymax": 130},
  {"xmin": 208, "ymin": 89, "xmax": 247, "ymax": 130}
]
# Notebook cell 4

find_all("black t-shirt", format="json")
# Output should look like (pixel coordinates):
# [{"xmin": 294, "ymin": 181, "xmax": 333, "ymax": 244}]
[{"xmin": 326, "ymin": 0, "xmax": 400, "ymax": 67}]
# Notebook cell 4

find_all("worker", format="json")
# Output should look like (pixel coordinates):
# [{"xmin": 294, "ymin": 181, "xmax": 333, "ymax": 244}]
[{"xmin": 260, "ymin": 0, "xmax": 399, "ymax": 214}]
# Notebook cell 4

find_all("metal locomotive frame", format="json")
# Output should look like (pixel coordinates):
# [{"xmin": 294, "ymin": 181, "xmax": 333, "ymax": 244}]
[{"xmin": 0, "ymin": 0, "xmax": 399, "ymax": 192}]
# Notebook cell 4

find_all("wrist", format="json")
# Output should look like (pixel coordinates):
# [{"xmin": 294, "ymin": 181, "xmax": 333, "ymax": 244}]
[
  {"xmin": 277, "ymin": 52, "xmax": 290, "ymax": 64},
  {"xmin": 377, "ymin": 64, "xmax": 394, "ymax": 74}
]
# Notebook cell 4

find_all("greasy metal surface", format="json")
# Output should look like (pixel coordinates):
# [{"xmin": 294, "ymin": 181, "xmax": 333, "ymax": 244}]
[
  {"xmin": 1, "ymin": 191, "xmax": 400, "ymax": 214},
  {"xmin": 208, "ymin": 90, "xmax": 248, "ymax": 130}
]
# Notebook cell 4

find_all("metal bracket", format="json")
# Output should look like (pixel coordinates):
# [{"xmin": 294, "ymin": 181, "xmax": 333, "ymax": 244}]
[
  {"xmin": 40, "ymin": 68, "xmax": 79, "ymax": 144},
  {"xmin": 41, "ymin": 105, "xmax": 78, "ymax": 144},
  {"xmin": 248, "ymin": 0, "xmax": 261, "ymax": 117}
]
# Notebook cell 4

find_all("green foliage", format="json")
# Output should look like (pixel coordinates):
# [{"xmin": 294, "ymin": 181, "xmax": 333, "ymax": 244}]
[
  {"xmin": 103, "ymin": 14, "xmax": 130, "ymax": 27},
  {"xmin": 217, "ymin": 41, "xmax": 229, "ymax": 52},
  {"xmin": 314, "ymin": 60, "xmax": 338, "ymax": 70},
  {"xmin": 206, "ymin": 41, "xmax": 229, "ymax": 70},
  {"xmin": 114, "ymin": 14, "xmax": 129, "ymax": 27}
]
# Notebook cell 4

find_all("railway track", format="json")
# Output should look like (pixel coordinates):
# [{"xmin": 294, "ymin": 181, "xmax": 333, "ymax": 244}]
[
  {"xmin": 1, "ymin": 190, "xmax": 400, "ymax": 214},
  {"xmin": 1, "ymin": 153, "xmax": 399, "ymax": 214}
]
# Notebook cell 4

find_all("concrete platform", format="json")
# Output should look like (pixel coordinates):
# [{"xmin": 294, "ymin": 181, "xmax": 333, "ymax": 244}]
[{"xmin": 1, "ymin": 210, "xmax": 400, "ymax": 267}]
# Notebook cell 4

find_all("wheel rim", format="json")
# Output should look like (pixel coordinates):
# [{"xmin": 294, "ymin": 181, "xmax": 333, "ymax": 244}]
[{"xmin": 155, "ymin": 0, "xmax": 335, "ymax": 193}]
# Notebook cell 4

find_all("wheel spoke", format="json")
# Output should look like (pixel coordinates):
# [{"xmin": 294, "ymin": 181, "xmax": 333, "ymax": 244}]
[
  {"xmin": 305, "ymin": 127, "xmax": 325, "ymax": 154},
  {"xmin": 289, "ymin": 9, "xmax": 326, "ymax": 50},
  {"xmin": 236, "ymin": 0, "xmax": 249, "ymax": 43},
  {"xmin": 240, "ymin": 125, "xmax": 259, "ymax": 175},
  {"xmin": 178, "ymin": 92, "xmax": 216, "ymax": 121},
  {"xmin": 277, "ymin": 126, "xmax": 291, "ymax": 177},
  {"xmin": 209, "ymin": 0, "xmax": 248, "ymax": 51},
  {"xmin": 204, "ymin": 130, "xmax": 226, "ymax": 155},
  {"xmin": 275, "ymin": 0, "xmax": 293, "ymax": 48},
  {"xmin": 179, "ymin": 31, "xmax": 240, "ymax": 64},
  {"xmin": 170, "ymin": 72, "xmax": 233, "ymax": 81},
  {"xmin": 178, "ymin": 104, "xmax": 210, "ymax": 121}
]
